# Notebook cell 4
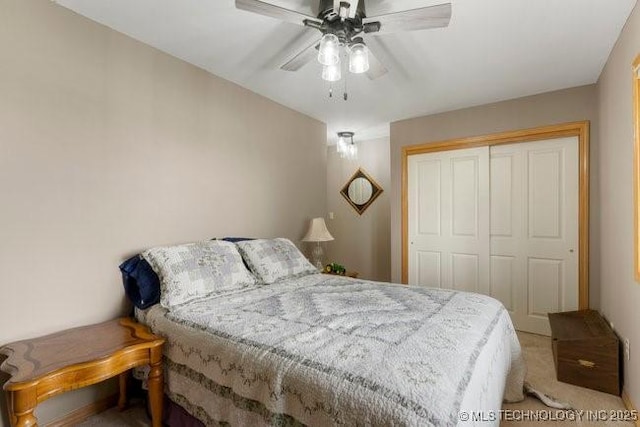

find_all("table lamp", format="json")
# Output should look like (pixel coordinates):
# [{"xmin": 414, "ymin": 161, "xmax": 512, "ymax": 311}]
[{"xmin": 302, "ymin": 217, "xmax": 334, "ymax": 269}]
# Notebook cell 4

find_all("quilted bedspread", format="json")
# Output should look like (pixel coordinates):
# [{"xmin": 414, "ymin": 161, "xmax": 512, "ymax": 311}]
[{"xmin": 137, "ymin": 274, "xmax": 525, "ymax": 426}]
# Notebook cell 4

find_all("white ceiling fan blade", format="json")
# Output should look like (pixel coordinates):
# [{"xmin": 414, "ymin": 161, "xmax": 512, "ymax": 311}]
[
  {"xmin": 363, "ymin": 3, "xmax": 452, "ymax": 34},
  {"xmin": 366, "ymin": 53, "xmax": 388, "ymax": 80},
  {"xmin": 280, "ymin": 37, "xmax": 322, "ymax": 71},
  {"xmin": 235, "ymin": 0, "xmax": 317, "ymax": 26},
  {"xmin": 365, "ymin": 40, "xmax": 389, "ymax": 80}
]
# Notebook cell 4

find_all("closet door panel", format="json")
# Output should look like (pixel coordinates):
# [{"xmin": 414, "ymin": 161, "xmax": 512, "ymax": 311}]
[
  {"xmin": 528, "ymin": 149, "xmax": 562, "ymax": 239},
  {"xmin": 490, "ymin": 255, "xmax": 515, "ymax": 312},
  {"xmin": 408, "ymin": 147, "xmax": 489, "ymax": 293},
  {"xmin": 527, "ymin": 257, "xmax": 563, "ymax": 317},
  {"xmin": 417, "ymin": 159, "xmax": 441, "ymax": 236},
  {"xmin": 451, "ymin": 253, "xmax": 479, "ymax": 293},
  {"xmin": 491, "ymin": 137, "xmax": 579, "ymax": 335},
  {"xmin": 490, "ymin": 154, "xmax": 515, "ymax": 238},
  {"xmin": 416, "ymin": 251, "xmax": 442, "ymax": 288},
  {"xmin": 489, "ymin": 146, "xmax": 525, "ymax": 325},
  {"xmin": 451, "ymin": 156, "xmax": 479, "ymax": 237}
]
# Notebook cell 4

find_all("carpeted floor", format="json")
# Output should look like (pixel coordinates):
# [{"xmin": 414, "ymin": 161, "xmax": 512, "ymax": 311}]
[{"xmin": 79, "ymin": 332, "xmax": 633, "ymax": 426}]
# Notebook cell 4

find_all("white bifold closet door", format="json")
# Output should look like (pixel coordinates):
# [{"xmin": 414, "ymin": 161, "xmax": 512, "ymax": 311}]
[
  {"xmin": 407, "ymin": 147, "xmax": 491, "ymax": 294},
  {"xmin": 408, "ymin": 137, "xmax": 579, "ymax": 335}
]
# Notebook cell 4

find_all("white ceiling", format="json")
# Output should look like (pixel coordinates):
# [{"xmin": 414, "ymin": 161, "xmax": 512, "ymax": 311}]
[{"xmin": 54, "ymin": 0, "xmax": 636, "ymax": 142}]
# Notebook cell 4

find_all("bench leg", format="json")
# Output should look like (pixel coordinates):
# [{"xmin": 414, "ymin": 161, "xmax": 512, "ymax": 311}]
[
  {"xmin": 147, "ymin": 348, "xmax": 163, "ymax": 427},
  {"xmin": 10, "ymin": 389, "xmax": 37, "ymax": 427},
  {"xmin": 5, "ymin": 391, "xmax": 16, "ymax": 427},
  {"xmin": 118, "ymin": 371, "xmax": 128, "ymax": 411}
]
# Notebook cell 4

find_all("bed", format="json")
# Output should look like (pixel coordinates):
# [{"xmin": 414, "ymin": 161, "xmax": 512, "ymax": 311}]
[{"xmin": 133, "ymin": 269, "xmax": 526, "ymax": 426}]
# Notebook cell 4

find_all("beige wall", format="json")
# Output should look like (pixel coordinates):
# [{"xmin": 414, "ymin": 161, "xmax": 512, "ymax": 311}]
[
  {"xmin": 0, "ymin": 0, "xmax": 326, "ymax": 424},
  {"xmin": 325, "ymin": 138, "xmax": 391, "ymax": 282},
  {"xmin": 597, "ymin": 3, "xmax": 640, "ymax": 408},
  {"xmin": 389, "ymin": 85, "xmax": 600, "ymax": 305}
]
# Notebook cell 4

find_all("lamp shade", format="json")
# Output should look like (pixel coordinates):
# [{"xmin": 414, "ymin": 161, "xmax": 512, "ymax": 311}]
[
  {"xmin": 336, "ymin": 134, "xmax": 347, "ymax": 155},
  {"xmin": 322, "ymin": 62, "xmax": 341, "ymax": 82},
  {"xmin": 346, "ymin": 142, "xmax": 358, "ymax": 160},
  {"xmin": 302, "ymin": 217, "xmax": 334, "ymax": 242},
  {"xmin": 349, "ymin": 42, "xmax": 369, "ymax": 74},
  {"xmin": 318, "ymin": 34, "xmax": 340, "ymax": 66}
]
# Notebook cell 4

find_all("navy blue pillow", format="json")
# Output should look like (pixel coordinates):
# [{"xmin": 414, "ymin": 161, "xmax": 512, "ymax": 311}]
[{"xmin": 119, "ymin": 254, "xmax": 160, "ymax": 309}]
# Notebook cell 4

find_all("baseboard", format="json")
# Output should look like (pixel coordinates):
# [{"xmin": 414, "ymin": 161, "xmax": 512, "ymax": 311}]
[
  {"xmin": 621, "ymin": 389, "xmax": 640, "ymax": 427},
  {"xmin": 46, "ymin": 394, "xmax": 118, "ymax": 427}
]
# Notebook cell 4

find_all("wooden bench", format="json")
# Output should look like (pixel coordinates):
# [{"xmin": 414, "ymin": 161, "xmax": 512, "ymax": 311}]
[{"xmin": 0, "ymin": 317, "xmax": 164, "ymax": 427}]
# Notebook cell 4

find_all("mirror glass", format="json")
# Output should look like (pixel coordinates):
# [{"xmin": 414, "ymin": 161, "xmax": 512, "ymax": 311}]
[
  {"xmin": 348, "ymin": 177, "xmax": 373, "ymax": 205},
  {"xmin": 340, "ymin": 168, "xmax": 383, "ymax": 215}
]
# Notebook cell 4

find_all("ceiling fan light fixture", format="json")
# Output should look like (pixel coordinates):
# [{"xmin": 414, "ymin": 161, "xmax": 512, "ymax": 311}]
[
  {"xmin": 346, "ymin": 141, "xmax": 358, "ymax": 160},
  {"xmin": 348, "ymin": 42, "xmax": 370, "ymax": 74},
  {"xmin": 238, "ymin": 0, "xmax": 453, "ymax": 85},
  {"xmin": 336, "ymin": 134, "xmax": 348, "ymax": 155},
  {"xmin": 337, "ymin": 131, "xmax": 356, "ymax": 160},
  {"xmin": 322, "ymin": 62, "xmax": 342, "ymax": 82},
  {"xmin": 318, "ymin": 34, "xmax": 340, "ymax": 66}
]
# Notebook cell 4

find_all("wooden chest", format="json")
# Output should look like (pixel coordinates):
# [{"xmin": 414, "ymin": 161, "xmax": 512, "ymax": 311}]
[{"xmin": 548, "ymin": 310, "xmax": 620, "ymax": 395}]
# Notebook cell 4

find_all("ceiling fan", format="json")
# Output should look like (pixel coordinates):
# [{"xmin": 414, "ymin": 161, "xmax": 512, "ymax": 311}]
[{"xmin": 236, "ymin": 0, "xmax": 452, "ymax": 81}]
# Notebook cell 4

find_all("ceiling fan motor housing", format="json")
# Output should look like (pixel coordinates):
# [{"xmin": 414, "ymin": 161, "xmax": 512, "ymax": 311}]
[
  {"xmin": 318, "ymin": 0, "xmax": 367, "ymax": 20},
  {"xmin": 315, "ymin": 0, "xmax": 370, "ymax": 44}
]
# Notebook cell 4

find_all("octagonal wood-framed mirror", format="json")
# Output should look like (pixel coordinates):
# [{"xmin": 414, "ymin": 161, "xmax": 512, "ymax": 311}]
[{"xmin": 340, "ymin": 168, "xmax": 383, "ymax": 215}]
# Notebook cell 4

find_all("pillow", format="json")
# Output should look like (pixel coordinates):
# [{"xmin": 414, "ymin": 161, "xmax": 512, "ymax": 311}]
[
  {"xmin": 222, "ymin": 237, "xmax": 254, "ymax": 243},
  {"xmin": 236, "ymin": 238, "xmax": 318, "ymax": 284},
  {"xmin": 222, "ymin": 237, "xmax": 255, "ymax": 269},
  {"xmin": 142, "ymin": 240, "xmax": 257, "ymax": 309},
  {"xmin": 119, "ymin": 254, "xmax": 161, "ymax": 309}
]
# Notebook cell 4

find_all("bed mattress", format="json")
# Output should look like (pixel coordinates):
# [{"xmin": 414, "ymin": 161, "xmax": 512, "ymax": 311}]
[{"xmin": 136, "ymin": 274, "xmax": 525, "ymax": 426}]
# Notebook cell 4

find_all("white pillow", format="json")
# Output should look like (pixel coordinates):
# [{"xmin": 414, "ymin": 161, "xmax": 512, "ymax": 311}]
[
  {"xmin": 143, "ymin": 240, "xmax": 256, "ymax": 309},
  {"xmin": 236, "ymin": 238, "xmax": 318, "ymax": 284}
]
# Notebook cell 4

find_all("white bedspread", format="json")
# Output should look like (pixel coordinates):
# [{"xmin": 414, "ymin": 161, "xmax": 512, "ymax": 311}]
[{"xmin": 137, "ymin": 274, "xmax": 525, "ymax": 426}]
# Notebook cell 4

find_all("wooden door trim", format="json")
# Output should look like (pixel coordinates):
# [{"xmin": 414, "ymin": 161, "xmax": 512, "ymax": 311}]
[
  {"xmin": 401, "ymin": 121, "xmax": 590, "ymax": 309},
  {"xmin": 633, "ymin": 54, "xmax": 640, "ymax": 282}
]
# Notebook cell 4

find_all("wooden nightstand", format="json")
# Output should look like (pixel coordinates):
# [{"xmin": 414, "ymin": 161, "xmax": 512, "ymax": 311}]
[{"xmin": 0, "ymin": 317, "xmax": 165, "ymax": 427}]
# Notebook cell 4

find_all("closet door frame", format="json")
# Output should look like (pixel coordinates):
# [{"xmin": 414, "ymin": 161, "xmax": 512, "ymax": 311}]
[{"xmin": 401, "ymin": 121, "xmax": 590, "ymax": 309}]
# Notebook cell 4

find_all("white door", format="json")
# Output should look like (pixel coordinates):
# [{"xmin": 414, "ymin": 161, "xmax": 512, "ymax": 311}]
[
  {"xmin": 489, "ymin": 137, "xmax": 579, "ymax": 335},
  {"xmin": 407, "ymin": 137, "xmax": 579, "ymax": 336},
  {"xmin": 407, "ymin": 147, "xmax": 490, "ymax": 294}
]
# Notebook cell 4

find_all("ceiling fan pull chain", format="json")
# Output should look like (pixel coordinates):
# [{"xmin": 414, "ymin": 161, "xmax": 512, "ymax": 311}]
[{"xmin": 343, "ymin": 66, "xmax": 348, "ymax": 101}]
